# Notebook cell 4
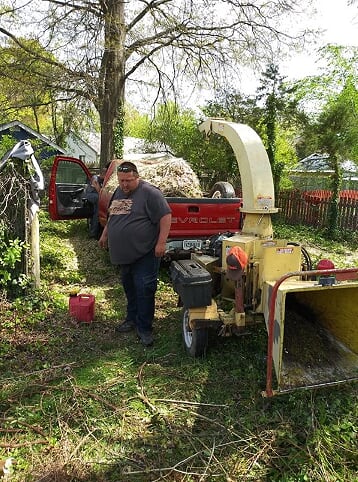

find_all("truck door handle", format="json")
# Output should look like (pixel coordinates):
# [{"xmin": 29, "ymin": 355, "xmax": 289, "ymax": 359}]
[{"xmin": 188, "ymin": 206, "xmax": 199, "ymax": 212}]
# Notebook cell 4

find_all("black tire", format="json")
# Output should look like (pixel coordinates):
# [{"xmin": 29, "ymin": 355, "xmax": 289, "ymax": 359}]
[
  {"xmin": 209, "ymin": 181, "xmax": 236, "ymax": 198},
  {"xmin": 182, "ymin": 308, "xmax": 208, "ymax": 357}
]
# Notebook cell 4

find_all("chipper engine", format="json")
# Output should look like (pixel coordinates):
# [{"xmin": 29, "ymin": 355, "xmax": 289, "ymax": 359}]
[{"xmin": 170, "ymin": 119, "xmax": 358, "ymax": 397}]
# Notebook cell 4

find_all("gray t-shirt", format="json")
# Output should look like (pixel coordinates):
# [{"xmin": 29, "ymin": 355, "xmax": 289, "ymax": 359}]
[{"xmin": 107, "ymin": 180, "xmax": 171, "ymax": 265}]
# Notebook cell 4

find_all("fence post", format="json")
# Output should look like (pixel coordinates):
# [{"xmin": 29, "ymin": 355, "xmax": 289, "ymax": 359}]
[{"xmin": 30, "ymin": 211, "xmax": 40, "ymax": 288}]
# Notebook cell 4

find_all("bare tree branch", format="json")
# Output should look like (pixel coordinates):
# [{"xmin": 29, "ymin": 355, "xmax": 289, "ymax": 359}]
[{"xmin": 0, "ymin": 0, "xmax": 314, "ymax": 165}]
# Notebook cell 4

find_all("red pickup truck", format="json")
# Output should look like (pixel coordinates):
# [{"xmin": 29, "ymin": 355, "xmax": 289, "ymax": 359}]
[{"xmin": 48, "ymin": 156, "xmax": 242, "ymax": 257}]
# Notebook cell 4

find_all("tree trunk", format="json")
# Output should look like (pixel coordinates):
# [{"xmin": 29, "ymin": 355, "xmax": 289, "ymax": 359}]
[
  {"xmin": 98, "ymin": 0, "xmax": 126, "ymax": 169},
  {"xmin": 328, "ymin": 153, "xmax": 342, "ymax": 238}
]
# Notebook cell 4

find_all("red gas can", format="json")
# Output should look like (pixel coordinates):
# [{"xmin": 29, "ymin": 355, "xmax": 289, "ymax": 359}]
[{"xmin": 69, "ymin": 294, "xmax": 95, "ymax": 322}]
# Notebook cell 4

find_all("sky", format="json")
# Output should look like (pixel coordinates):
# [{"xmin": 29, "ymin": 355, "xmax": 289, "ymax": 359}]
[
  {"xmin": 180, "ymin": 1, "xmax": 358, "ymax": 109},
  {"xmin": 128, "ymin": 0, "xmax": 358, "ymax": 111},
  {"xmin": 281, "ymin": 0, "xmax": 358, "ymax": 82}
]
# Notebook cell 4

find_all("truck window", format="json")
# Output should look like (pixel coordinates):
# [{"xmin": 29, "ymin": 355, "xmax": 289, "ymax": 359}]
[{"xmin": 56, "ymin": 161, "xmax": 88, "ymax": 184}]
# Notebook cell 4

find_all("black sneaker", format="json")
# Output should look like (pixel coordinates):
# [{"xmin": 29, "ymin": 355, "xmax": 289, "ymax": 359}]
[
  {"xmin": 115, "ymin": 320, "xmax": 135, "ymax": 333},
  {"xmin": 137, "ymin": 331, "xmax": 154, "ymax": 347}
]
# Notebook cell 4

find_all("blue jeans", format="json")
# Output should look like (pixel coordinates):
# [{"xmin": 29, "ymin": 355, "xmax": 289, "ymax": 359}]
[
  {"xmin": 120, "ymin": 250, "xmax": 160, "ymax": 335},
  {"xmin": 87, "ymin": 190, "xmax": 99, "ymax": 238}
]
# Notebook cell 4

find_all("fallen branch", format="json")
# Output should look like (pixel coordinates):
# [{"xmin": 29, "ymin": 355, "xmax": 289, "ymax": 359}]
[
  {"xmin": 175, "ymin": 406, "xmax": 240, "ymax": 437},
  {"xmin": 66, "ymin": 430, "xmax": 96, "ymax": 463},
  {"xmin": 0, "ymin": 439, "xmax": 48, "ymax": 448},
  {"xmin": 0, "ymin": 428, "xmax": 22, "ymax": 433},
  {"xmin": 233, "ymin": 429, "xmax": 276, "ymax": 475},
  {"xmin": 0, "ymin": 362, "xmax": 77, "ymax": 383},
  {"xmin": 75, "ymin": 386, "xmax": 122, "ymax": 412},
  {"xmin": 16, "ymin": 420, "xmax": 47, "ymax": 438},
  {"xmin": 199, "ymin": 439, "xmax": 216, "ymax": 481},
  {"xmin": 136, "ymin": 362, "xmax": 157, "ymax": 413},
  {"xmin": 1, "ymin": 418, "xmax": 47, "ymax": 438},
  {"xmin": 121, "ymin": 451, "xmax": 202, "ymax": 477},
  {"xmin": 154, "ymin": 398, "xmax": 228, "ymax": 408}
]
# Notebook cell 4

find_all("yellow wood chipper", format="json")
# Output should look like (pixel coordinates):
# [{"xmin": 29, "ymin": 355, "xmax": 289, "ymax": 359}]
[{"xmin": 170, "ymin": 119, "xmax": 358, "ymax": 397}]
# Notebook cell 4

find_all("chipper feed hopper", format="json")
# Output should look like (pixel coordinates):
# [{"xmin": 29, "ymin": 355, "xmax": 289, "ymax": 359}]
[{"xmin": 170, "ymin": 119, "xmax": 358, "ymax": 397}]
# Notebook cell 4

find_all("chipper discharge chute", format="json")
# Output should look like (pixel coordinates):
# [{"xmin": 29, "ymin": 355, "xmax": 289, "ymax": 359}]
[{"xmin": 170, "ymin": 119, "xmax": 358, "ymax": 397}]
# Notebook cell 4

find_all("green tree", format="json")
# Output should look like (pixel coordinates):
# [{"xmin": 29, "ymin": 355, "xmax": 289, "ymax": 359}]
[
  {"xmin": 294, "ymin": 45, "xmax": 358, "ymax": 237},
  {"xmin": 0, "ymin": 38, "xmax": 95, "ymax": 146},
  {"xmin": 124, "ymin": 106, "xmax": 150, "ymax": 139},
  {"xmin": 144, "ymin": 103, "xmax": 199, "ymax": 156},
  {"xmin": 202, "ymin": 89, "xmax": 263, "ymax": 189},
  {"xmin": 314, "ymin": 79, "xmax": 358, "ymax": 236},
  {"xmin": 203, "ymin": 88, "xmax": 262, "ymax": 128},
  {"xmin": 201, "ymin": 85, "xmax": 301, "ymax": 192},
  {"xmin": 294, "ymin": 45, "xmax": 358, "ymax": 159},
  {"xmin": 0, "ymin": 39, "xmax": 54, "ymax": 129},
  {"xmin": 0, "ymin": 1, "xmax": 313, "ymax": 168},
  {"xmin": 256, "ymin": 64, "xmax": 303, "ymax": 195},
  {"xmin": 126, "ymin": 101, "xmax": 236, "ymax": 190}
]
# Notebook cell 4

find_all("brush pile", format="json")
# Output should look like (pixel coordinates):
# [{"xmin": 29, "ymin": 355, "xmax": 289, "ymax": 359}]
[{"xmin": 105, "ymin": 153, "xmax": 203, "ymax": 197}]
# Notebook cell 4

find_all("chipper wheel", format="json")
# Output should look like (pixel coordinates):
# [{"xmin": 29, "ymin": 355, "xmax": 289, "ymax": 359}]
[{"xmin": 182, "ymin": 308, "xmax": 208, "ymax": 357}]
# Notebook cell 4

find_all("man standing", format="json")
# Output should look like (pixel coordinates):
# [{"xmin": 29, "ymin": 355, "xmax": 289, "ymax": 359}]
[{"xmin": 98, "ymin": 161, "xmax": 172, "ymax": 346}]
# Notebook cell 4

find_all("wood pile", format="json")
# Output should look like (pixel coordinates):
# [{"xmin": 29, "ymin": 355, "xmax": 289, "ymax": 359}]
[{"xmin": 106, "ymin": 153, "xmax": 203, "ymax": 197}]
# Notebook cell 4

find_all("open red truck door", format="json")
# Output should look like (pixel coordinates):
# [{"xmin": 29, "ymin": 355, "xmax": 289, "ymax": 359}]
[{"xmin": 48, "ymin": 156, "xmax": 93, "ymax": 220}]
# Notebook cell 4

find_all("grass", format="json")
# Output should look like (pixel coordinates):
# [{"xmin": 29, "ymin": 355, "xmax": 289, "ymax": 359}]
[{"xmin": 0, "ymin": 213, "xmax": 357, "ymax": 481}]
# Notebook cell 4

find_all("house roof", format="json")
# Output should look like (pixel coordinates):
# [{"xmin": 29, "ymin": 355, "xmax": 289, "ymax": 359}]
[
  {"xmin": 0, "ymin": 120, "xmax": 66, "ymax": 154},
  {"xmin": 83, "ymin": 132, "xmax": 151, "ymax": 157},
  {"xmin": 68, "ymin": 131, "xmax": 99, "ymax": 157},
  {"xmin": 294, "ymin": 152, "xmax": 358, "ymax": 174}
]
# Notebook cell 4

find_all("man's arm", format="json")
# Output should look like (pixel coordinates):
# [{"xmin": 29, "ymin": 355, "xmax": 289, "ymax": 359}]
[
  {"xmin": 98, "ymin": 223, "xmax": 108, "ymax": 248},
  {"xmin": 155, "ymin": 213, "xmax": 172, "ymax": 258}
]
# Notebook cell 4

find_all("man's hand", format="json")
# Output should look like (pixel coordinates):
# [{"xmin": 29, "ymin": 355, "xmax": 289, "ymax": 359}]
[
  {"xmin": 155, "ymin": 213, "xmax": 171, "ymax": 257},
  {"xmin": 98, "ymin": 226, "xmax": 108, "ymax": 248},
  {"xmin": 155, "ymin": 241, "xmax": 166, "ymax": 258},
  {"xmin": 91, "ymin": 177, "xmax": 101, "ymax": 193}
]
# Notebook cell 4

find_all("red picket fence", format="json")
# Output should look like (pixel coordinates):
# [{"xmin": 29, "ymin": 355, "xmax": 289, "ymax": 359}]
[
  {"xmin": 276, "ymin": 190, "xmax": 358, "ymax": 232},
  {"xmin": 302, "ymin": 189, "xmax": 358, "ymax": 202}
]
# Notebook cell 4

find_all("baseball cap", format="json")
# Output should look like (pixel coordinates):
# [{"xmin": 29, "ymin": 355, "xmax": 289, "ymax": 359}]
[{"xmin": 226, "ymin": 246, "xmax": 248, "ymax": 280}]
